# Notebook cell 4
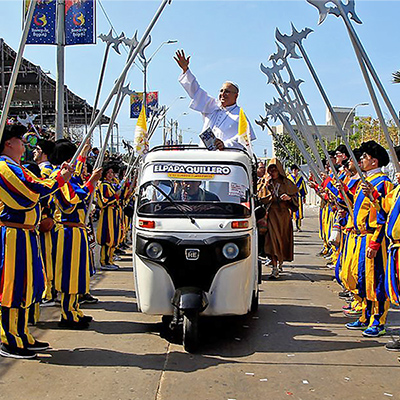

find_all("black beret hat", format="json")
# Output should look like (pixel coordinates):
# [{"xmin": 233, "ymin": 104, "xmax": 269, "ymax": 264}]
[
  {"xmin": 48, "ymin": 139, "xmax": 77, "ymax": 165},
  {"xmin": 0, "ymin": 124, "xmax": 27, "ymax": 153},
  {"xmin": 37, "ymin": 139, "xmax": 55, "ymax": 157},
  {"xmin": 335, "ymin": 144, "xmax": 350, "ymax": 158},
  {"xmin": 359, "ymin": 140, "xmax": 390, "ymax": 167}
]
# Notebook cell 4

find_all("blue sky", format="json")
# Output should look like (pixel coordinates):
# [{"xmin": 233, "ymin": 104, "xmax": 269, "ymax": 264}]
[{"xmin": 1, "ymin": 0, "xmax": 400, "ymax": 157}]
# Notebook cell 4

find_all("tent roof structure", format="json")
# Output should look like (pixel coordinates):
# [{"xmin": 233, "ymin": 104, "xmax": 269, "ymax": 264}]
[{"xmin": 0, "ymin": 38, "xmax": 110, "ymax": 127}]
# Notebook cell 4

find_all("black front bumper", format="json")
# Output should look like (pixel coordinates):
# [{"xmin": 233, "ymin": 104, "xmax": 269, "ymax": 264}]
[{"xmin": 136, "ymin": 233, "xmax": 251, "ymax": 292}]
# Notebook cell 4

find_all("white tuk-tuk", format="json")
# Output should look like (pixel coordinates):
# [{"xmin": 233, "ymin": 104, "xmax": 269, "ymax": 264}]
[{"xmin": 132, "ymin": 146, "xmax": 259, "ymax": 352}]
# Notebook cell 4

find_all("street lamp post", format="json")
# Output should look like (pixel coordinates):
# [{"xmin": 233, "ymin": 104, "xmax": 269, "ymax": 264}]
[
  {"xmin": 166, "ymin": 95, "xmax": 186, "ymax": 111},
  {"xmin": 184, "ymin": 127, "xmax": 193, "ymax": 144},
  {"xmin": 342, "ymin": 102, "xmax": 369, "ymax": 142},
  {"xmin": 138, "ymin": 39, "xmax": 177, "ymax": 116}
]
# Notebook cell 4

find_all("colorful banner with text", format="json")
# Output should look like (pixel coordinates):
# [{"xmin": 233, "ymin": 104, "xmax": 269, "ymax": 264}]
[{"xmin": 130, "ymin": 92, "xmax": 159, "ymax": 119}]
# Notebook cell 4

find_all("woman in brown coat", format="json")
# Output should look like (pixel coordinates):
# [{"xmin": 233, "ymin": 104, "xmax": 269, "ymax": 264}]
[{"xmin": 259, "ymin": 158, "xmax": 299, "ymax": 279}]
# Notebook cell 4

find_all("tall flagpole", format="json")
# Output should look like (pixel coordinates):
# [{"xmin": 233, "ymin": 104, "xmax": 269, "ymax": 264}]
[
  {"xmin": 55, "ymin": 0, "xmax": 65, "ymax": 140},
  {"xmin": 0, "ymin": 0, "xmax": 37, "ymax": 140}
]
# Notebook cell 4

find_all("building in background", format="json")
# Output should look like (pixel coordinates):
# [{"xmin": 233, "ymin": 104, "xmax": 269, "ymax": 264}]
[{"xmin": 270, "ymin": 106, "xmax": 361, "ymax": 157}]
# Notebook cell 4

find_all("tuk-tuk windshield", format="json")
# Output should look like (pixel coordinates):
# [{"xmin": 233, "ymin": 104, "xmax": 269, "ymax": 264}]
[{"xmin": 137, "ymin": 162, "xmax": 251, "ymax": 218}]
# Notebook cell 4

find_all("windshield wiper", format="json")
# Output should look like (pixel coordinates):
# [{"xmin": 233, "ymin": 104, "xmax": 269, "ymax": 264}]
[{"xmin": 149, "ymin": 183, "xmax": 196, "ymax": 225}]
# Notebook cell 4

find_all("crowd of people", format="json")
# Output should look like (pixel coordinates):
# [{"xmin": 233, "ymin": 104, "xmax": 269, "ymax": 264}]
[
  {"xmin": 256, "ymin": 140, "xmax": 400, "ymax": 352},
  {"xmin": 2, "ymin": 120, "xmax": 400, "ymax": 360},
  {"xmin": 2, "ymin": 48, "xmax": 400, "ymax": 362},
  {"xmin": 311, "ymin": 141, "xmax": 400, "ymax": 344},
  {"xmin": 0, "ymin": 124, "xmax": 135, "ymax": 359}
]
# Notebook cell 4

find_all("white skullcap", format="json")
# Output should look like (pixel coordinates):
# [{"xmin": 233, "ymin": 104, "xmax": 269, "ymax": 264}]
[{"xmin": 224, "ymin": 81, "xmax": 239, "ymax": 93}]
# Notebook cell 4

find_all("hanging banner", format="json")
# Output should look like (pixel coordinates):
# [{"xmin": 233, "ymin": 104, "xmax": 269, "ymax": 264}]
[
  {"xmin": 146, "ymin": 91, "xmax": 159, "ymax": 116},
  {"xmin": 24, "ymin": 0, "xmax": 57, "ymax": 45},
  {"xmin": 65, "ymin": 0, "xmax": 96, "ymax": 46},
  {"xmin": 130, "ymin": 92, "xmax": 144, "ymax": 119},
  {"xmin": 130, "ymin": 92, "xmax": 159, "ymax": 119}
]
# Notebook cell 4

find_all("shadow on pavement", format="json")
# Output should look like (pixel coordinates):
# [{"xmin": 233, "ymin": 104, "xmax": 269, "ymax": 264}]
[
  {"xmin": 198, "ymin": 304, "xmax": 386, "ymax": 358},
  {"xmin": 91, "ymin": 288, "xmax": 136, "ymax": 298},
  {"xmin": 261, "ymin": 271, "xmax": 334, "ymax": 282},
  {"xmin": 38, "ymin": 320, "xmax": 155, "ymax": 335},
  {"xmin": 80, "ymin": 300, "xmax": 138, "ymax": 313},
  {"xmin": 37, "ymin": 304, "xmax": 389, "ymax": 371},
  {"xmin": 39, "ymin": 348, "xmax": 234, "ymax": 371}
]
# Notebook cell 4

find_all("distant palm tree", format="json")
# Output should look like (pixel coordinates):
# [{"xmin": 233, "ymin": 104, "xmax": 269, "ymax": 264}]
[{"xmin": 392, "ymin": 70, "xmax": 400, "ymax": 83}]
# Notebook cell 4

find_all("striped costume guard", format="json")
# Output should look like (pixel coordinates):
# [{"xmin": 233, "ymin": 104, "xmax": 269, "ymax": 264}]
[
  {"xmin": 351, "ymin": 172, "xmax": 393, "ymax": 328},
  {"xmin": 377, "ymin": 185, "xmax": 400, "ymax": 305},
  {"xmin": 51, "ymin": 156, "xmax": 95, "ymax": 322},
  {"xmin": 0, "ymin": 155, "xmax": 66, "ymax": 348},
  {"xmin": 96, "ymin": 180, "xmax": 125, "ymax": 267}
]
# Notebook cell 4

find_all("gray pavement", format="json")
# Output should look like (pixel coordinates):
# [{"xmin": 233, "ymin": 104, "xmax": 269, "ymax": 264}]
[{"xmin": 2, "ymin": 206, "xmax": 400, "ymax": 400}]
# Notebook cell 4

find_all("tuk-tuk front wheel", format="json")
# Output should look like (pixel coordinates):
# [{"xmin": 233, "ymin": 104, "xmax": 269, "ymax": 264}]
[{"xmin": 183, "ymin": 311, "xmax": 199, "ymax": 353}]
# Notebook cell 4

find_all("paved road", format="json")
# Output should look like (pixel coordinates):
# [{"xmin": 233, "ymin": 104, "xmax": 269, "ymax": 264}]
[{"xmin": 2, "ymin": 207, "xmax": 400, "ymax": 400}]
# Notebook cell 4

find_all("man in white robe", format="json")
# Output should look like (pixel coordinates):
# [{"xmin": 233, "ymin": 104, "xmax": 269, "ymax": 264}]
[{"xmin": 174, "ymin": 49, "xmax": 256, "ymax": 151}]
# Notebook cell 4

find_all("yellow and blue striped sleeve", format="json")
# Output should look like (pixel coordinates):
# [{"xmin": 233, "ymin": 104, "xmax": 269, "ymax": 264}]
[{"xmin": 0, "ymin": 160, "xmax": 63, "ymax": 210}]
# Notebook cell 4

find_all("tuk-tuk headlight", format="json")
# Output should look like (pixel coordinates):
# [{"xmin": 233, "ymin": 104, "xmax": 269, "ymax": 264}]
[
  {"xmin": 146, "ymin": 242, "xmax": 163, "ymax": 259},
  {"xmin": 222, "ymin": 242, "xmax": 239, "ymax": 260}
]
